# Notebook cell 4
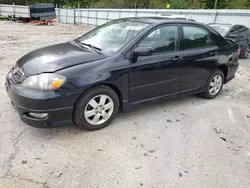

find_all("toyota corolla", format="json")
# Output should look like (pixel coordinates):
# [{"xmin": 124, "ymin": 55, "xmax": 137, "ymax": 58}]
[{"xmin": 5, "ymin": 17, "xmax": 239, "ymax": 130}]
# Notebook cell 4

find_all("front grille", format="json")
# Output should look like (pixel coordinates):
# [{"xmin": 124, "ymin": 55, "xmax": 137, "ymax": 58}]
[{"xmin": 10, "ymin": 66, "xmax": 24, "ymax": 83}]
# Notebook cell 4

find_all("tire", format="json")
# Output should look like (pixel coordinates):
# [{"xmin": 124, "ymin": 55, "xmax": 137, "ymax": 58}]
[
  {"xmin": 47, "ymin": 21, "xmax": 52, "ymax": 26},
  {"xmin": 73, "ymin": 85, "xmax": 119, "ymax": 131},
  {"xmin": 200, "ymin": 69, "xmax": 224, "ymax": 99},
  {"xmin": 240, "ymin": 48, "xmax": 249, "ymax": 59}
]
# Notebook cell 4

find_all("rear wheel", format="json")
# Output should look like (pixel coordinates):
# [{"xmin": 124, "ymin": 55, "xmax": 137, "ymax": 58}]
[
  {"xmin": 240, "ymin": 48, "xmax": 249, "ymax": 59},
  {"xmin": 47, "ymin": 21, "xmax": 52, "ymax": 26},
  {"xmin": 74, "ymin": 85, "xmax": 119, "ymax": 131},
  {"xmin": 200, "ymin": 70, "xmax": 224, "ymax": 99}
]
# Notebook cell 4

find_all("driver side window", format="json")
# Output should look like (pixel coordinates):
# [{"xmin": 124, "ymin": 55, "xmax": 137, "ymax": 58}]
[{"xmin": 139, "ymin": 25, "xmax": 180, "ymax": 54}]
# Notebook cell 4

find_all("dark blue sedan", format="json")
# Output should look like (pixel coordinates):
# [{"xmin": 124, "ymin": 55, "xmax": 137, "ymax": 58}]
[{"xmin": 5, "ymin": 17, "xmax": 239, "ymax": 130}]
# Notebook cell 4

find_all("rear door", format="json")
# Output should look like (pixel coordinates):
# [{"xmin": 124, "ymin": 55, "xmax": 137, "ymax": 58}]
[
  {"xmin": 238, "ymin": 25, "xmax": 249, "ymax": 49},
  {"xmin": 179, "ymin": 24, "xmax": 219, "ymax": 91}
]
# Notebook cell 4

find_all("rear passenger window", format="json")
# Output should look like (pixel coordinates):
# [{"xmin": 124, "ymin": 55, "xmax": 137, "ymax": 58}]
[
  {"xmin": 238, "ymin": 26, "xmax": 247, "ymax": 38},
  {"xmin": 230, "ymin": 26, "xmax": 238, "ymax": 34},
  {"xmin": 183, "ymin": 26, "xmax": 214, "ymax": 50}
]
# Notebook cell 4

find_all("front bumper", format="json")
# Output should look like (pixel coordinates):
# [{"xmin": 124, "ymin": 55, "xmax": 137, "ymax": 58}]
[
  {"xmin": 5, "ymin": 73, "xmax": 82, "ymax": 128},
  {"xmin": 13, "ymin": 103, "xmax": 73, "ymax": 128}
]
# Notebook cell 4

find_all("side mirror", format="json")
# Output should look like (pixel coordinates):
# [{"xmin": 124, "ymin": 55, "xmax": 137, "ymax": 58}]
[
  {"xmin": 228, "ymin": 33, "xmax": 237, "ymax": 38},
  {"xmin": 133, "ymin": 46, "xmax": 153, "ymax": 56}
]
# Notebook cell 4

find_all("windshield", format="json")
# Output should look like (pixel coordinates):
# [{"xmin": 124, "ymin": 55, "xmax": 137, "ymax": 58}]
[
  {"xmin": 209, "ymin": 25, "xmax": 230, "ymax": 37},
  {"xmin": 77, "ymin": 20, "xmax": 149, "ymax": 55}
]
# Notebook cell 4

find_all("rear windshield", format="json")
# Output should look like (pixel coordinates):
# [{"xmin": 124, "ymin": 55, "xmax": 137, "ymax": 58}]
[{"xmin": 209, "ymin": 25, "xmax": 230, "ymax": 36}]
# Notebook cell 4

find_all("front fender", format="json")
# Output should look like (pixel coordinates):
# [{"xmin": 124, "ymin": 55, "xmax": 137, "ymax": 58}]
[{"xmin": 57, "ymin": 58, "xmax": 130, "ymax": 101}]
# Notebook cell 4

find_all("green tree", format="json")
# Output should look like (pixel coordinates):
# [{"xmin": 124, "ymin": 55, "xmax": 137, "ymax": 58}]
[
  {"xmin": 171, "ymin": 0, "xmax": 189, "ymax": 8},
  {"xmin": 227, "ymin": 0, "xmax": 249, "ymax": 9}
]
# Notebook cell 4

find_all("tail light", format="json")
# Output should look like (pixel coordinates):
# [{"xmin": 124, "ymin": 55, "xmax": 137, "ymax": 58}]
[{"xmin": 237, "ymin": 48, "xmax": 240, "ymax": 56}]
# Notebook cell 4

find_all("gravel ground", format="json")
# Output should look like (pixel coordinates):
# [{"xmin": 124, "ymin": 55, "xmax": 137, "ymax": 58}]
[{"xmin": 0, "ymin": 21, "xmax": 250, "ymax": 188}]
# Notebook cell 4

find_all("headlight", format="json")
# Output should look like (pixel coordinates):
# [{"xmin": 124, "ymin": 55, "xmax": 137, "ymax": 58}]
[{"xmin": 22, "ymin": 73, "xmax": 66, "ymax": 91}]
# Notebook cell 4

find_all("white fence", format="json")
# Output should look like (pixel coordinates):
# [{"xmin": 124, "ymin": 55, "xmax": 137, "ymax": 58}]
[
  {"xmin": 0, "ymin": 4, "xmax": 29, "ymax": 17},
  {"xmin": 1, "ymin": 4, "xmax": 250, "ymax": 28}
]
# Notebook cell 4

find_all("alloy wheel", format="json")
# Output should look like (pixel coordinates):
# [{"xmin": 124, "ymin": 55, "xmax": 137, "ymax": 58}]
[
  {"xmin": 244, "ymin": 49, "xmax": 249, "ymax": 58},
  {"xmin": 209, "ymin": 75, "xmax": 223, "ymax": 95},
  {"xmin": 84, "ymin": 94, "xmax": 114, "ymax": 125}
]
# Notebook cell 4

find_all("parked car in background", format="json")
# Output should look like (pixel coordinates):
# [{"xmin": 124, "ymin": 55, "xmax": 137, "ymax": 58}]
[
  {"xmin": 6, "ymin": 17, "xmax": 239, "ymax": 131},
  {"xmin": 208, "ymin": 23, "xmax": 250, "ymax": 59}
]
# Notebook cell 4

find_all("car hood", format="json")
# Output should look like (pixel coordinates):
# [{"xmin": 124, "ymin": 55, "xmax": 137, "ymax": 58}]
[{"xmin": 16, "ymin": 41, "xmax": 107, "ymax": 76}]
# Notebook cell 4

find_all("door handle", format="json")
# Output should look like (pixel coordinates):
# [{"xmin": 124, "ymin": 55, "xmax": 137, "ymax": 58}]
[{"xmin": 172, "ymin": 56, "xmax": 183, "ymax": 61}]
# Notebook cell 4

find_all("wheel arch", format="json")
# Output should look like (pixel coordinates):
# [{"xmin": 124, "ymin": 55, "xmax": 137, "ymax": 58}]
[
  {"xmin": 217, "ymin": 65, "xmax": 228, "ymax": 83},
  {"xmin": 101, "ymin": 83, "xmax": 123, "ymax": 109},
  {"xmin": 73, "ymin": 83, "xmax": 123, "ymax": 112}
]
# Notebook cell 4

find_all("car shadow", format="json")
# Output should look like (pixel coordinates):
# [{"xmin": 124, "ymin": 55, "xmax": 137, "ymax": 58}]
[
  {"xmin": 30, "ymin": 94, "xmax": 205, "ymax": 139},
  {"xmin": 120, "ymin": 94, "xmax": 203, "ymax": 118}
]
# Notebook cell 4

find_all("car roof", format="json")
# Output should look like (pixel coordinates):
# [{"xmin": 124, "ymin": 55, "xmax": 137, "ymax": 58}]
[{"xmin": 119, "ymin": 17, "xmax": 198, "ymax": 24}]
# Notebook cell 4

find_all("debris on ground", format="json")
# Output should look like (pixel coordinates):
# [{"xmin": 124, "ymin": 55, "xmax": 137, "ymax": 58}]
[
  {"xmin": 166, "ymin": 119, "xmax": 172, "ymax": 123},
  {"xmin": 57, "ymin": 172, "xmax": 63, "ymax": 178},
  {"xmin": 220, "ymin": 137, "xmax": 227, "ymax": 142},
  {"xmin": 213, "ymin": 127, "xmax": 222, "ymax": 134},
  {"xmin": 21, "ymin": 160, "xmax": 27, "ymax": 164}
]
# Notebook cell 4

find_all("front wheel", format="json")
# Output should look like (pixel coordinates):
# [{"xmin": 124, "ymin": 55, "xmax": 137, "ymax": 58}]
[
  {"xmin": 200, "ymin": 70, "xmax": 224, "ymax": 99},
  {"xmin": 74, "ymin": 85, "xmax": 119, "ymax": 131}
]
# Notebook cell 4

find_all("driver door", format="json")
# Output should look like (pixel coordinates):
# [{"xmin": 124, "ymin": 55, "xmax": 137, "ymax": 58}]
[{"xmin": 129, "ymin": 24, "xmax": 183, "ymax": 102}]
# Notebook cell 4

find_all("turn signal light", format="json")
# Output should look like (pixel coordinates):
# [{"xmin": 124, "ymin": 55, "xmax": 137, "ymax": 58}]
[{"xmin": 50, "ymin": 80, "xmax": 64, "ymax": 89}]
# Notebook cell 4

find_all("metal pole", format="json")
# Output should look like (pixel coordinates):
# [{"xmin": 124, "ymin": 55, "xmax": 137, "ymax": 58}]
[
  {"xmin": 13, "ymin": 5, "xmax": 16, "ymax": 17},
  {"xmin": 214, "ymin": 0, "xmax": 218, "ymax": 9},
  {"xmin": 73, "ymin": 8, "xmax": 76, "ymax": 24},
  {"xmin": 80, "ymin": 10, "xmax": 82, "ymax": 25},
  {"xmin": 87, "ymin": 8, "xmax": 89, "ymax": 25},
  {"xmin": 96, "ymin": 10, "xmax": 98, "ymax": 26},
  {"xmin": 78, "ymin": 4, "xmax": 80, "ymax": 24},
  {"xmin": 213, "ymin": 11, "xmax": 218, "ymax": 23},
  {"xmin": 66, "ymin": 9, "xmax": 68, "ymax": 24},
  {"xmin": 107, "ymin": 10, "xmax": 109, "ymax": 22},
  {"xmin": 58, "ymin": 8, "xmax": 60, "ymax": 23}
]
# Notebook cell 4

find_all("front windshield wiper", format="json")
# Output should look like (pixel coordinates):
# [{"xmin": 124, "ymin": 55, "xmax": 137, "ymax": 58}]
[{"xmin": 75, "ymin": 39, "xmax": 102, "ymax": 54}]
